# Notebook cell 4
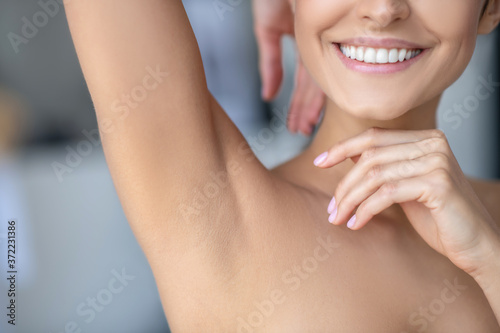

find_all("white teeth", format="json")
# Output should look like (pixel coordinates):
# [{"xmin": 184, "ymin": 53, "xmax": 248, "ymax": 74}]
[
  {"xmin": 398, "ymin": 49, "xmax": 407, "ymax": 62},
  {"xmin": 344, "ymin": 46, "xmax": 350, "ymax": 58},
  {"xmin": 405, "ymin": 50, "xmax": 412, "ymax": 60},
  {"xmin": 356, "ymin": 47, "xmax": 364, "ymax": 61},
  {"xmin": 388, "ymin": 49, "xmax": 399, "ymax": 63},
  {"xmin": 339, "ymin": 44, "xmax": 422, "ymax": 64},
  {"xmin": 364, "ymin": 48, "xmax": 376, "ymax": 63},
  {"xmin": 376, "ymin": 48, "xmax": 388, "ymax": 64}
]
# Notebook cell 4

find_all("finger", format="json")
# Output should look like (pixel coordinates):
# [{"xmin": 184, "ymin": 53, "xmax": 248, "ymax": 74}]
[
  {"xmin": 287, "ymin": 59, "xmax": 308, "ymax": 133},
  {"xmin": 295, "ymin": 62, "xmax": 317, "ymax": 135},
  {"xmin": 348, "ymin": 175, "xmax": 439, "ymax": 230},
  {"xmin": 287, "ymin": 75, "xmax": 302, "ymax": 133},
  {"xmin": 330, "ymin": 153, "xmax": 449, "ymax": 225},
  {"xmin": 314, "ymin": 128, "xmax": 448, "ymax": 167},
  {"xmin": 288, "ymin": 60, "xmax": 325, "ymax": 135},
  {"xmin": 334, "ymin": 139, "xmax": 450, "ymax": 200},
  {"xmin": 351, "ymin": 156, "xmax": 361, "ymax": 164},
  {"xmin": 297, "ymin": 78, "xmax": 325, "ymax": 136},
  {"xmin": 308, "ymin": 90, "xmax": 326, "ymax": 127},
  {"xmin": 255, "ymin": 28, "xmax": 284, "ymax": 101}
]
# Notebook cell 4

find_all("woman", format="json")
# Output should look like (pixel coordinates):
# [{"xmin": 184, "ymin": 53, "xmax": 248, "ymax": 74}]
[{"xmin": 65, "ymin": 0, "xmax": 500, "ymax": 332}]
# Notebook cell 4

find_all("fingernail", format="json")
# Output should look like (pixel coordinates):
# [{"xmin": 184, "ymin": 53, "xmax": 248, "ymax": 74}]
[
  {"xmin": 314, "ymin": 152, "xmax": 328, "ymax": 166},
  {"xmin": 327, "ymin": 197, "xmax": 336, "ymax": 214},
  {"xmin": 328, "ymin": 208, "xmax": 337, "ymax": 224},
  {"xmin": 347, "ymin": 215, "xmax": 357, "ymax": 229}
]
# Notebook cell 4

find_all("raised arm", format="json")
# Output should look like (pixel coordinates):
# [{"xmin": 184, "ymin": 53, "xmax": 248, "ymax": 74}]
[{"xmin": 64, "ymin": 1, "xmax": 269, "ymax": 268}]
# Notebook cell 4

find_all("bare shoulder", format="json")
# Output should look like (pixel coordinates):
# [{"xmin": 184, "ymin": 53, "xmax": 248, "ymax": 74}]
[{"xmin": 468, "ymin": 176, "xmax": 500, "ymax": 223}]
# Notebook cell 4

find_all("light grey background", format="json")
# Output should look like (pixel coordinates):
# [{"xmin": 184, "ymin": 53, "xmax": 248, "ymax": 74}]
[{"xmin": 437, "ymin": 32, "xmax": 499, "ymax": 179}]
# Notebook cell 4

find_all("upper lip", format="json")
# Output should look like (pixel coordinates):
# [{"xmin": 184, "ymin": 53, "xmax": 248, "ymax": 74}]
[{"xmin": 335, "ymin": 37, "xmax": 427, "ymax": 49}]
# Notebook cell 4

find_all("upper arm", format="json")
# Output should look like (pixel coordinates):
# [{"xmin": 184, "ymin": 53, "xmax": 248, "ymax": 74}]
[{"xmin": 64, "ymin": 1, "xmax": 272, "ymax": 255}]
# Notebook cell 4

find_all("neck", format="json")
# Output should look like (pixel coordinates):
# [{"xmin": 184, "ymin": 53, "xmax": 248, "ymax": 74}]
[
  {"xmin": 297, "ymin": 95, "xmax": 441, "ymax": 219},
  {"xmin": 306, "ymin": 95, "xmax": 440, "ymax": 162}
]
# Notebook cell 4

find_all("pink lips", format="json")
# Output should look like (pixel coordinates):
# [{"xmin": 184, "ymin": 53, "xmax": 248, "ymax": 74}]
[
  {"xmin": 332, "ymin": 40, "xmax": 428, "ymax": 74},
  {"xmin": 336, "ymin": 37, "xmax": 427, "ymax": 50}
]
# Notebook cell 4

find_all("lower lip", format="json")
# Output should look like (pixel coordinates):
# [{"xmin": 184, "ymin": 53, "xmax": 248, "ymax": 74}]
[{"xmin": 332, "ymin": 43, "xmax": 428, "ymax": 74}]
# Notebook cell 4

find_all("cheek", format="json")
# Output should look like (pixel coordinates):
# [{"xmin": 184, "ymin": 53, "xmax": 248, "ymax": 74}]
[
  {"xmin": 412, "ymin": 1, "xmax": 481, "ymax": 91},
  {"xmin": 294, "ymin": 1, "xmax": 348, "ymax": 97},
  {"xmin": 415, "ymin": 0, "xmax": 480, "ymax": 46},
  {"xmin": 295, "ymin": 0, "xmax": 348, "ymax": 31}
]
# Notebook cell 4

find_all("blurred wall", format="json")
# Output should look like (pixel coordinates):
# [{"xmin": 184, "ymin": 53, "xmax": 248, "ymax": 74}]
[
  {"xmin": 0, "ymin": 1, "xmax": 95, "ymax": 144},
  {"xmin": 437, "ymin": 30, "xmax": 500, "ymax": 179}
]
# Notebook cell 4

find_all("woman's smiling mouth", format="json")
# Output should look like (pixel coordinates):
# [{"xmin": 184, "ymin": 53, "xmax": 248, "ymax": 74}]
[
  {"xmin": 338, "ymin": 44, "xmax": 422, "ymax": 64},
  {"xmin": 331, "ymin": 39, "xmax": 429, "ymax": 74}
]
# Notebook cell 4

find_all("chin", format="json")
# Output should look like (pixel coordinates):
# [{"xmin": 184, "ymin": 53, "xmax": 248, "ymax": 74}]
[{"xmin": 333, "ymin": 91, "xmax": 415, "ymax": 121}]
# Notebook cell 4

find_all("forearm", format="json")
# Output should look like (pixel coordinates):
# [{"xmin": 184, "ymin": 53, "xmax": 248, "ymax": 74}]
[{"xmin": 471, "ymin": 232, "xmax": 500, "ymax": 324}]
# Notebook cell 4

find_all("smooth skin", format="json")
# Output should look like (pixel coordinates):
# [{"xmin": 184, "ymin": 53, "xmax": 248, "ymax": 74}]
[{"xmin": 65, "ymin": 0, "xmax": 500, "ymax": 332}]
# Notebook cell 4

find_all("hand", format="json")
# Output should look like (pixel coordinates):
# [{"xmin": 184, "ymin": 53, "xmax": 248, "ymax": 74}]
[
  {"xmin": 252, "ymin": 0, "xmax": 325, "ymax": 136},
  {"xmin": 313, "ymin": 127, "xmax": 500, "ymax": 277}
]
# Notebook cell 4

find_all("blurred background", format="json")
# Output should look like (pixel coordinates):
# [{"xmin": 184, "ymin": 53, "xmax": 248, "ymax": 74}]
[{"xmin": 0, "ymin": 1, "xmax": 498, "ymax": 332}]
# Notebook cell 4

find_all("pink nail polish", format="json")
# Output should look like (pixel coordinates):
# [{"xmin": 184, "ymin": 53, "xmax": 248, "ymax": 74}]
[
  {"xmin": 328, "ymin": 208, "xmax": 338, "ymax": 223},
  {"xmin": 347, "ymin": 215, "xmax": 357, "ymax": 229},
  {"xmin": 327, "ymin": 197, "xmax": 336, "ymax": 214},
  {"xmin": 314, "ymin": 152, "xmax": 328, "ymax": 166}
]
